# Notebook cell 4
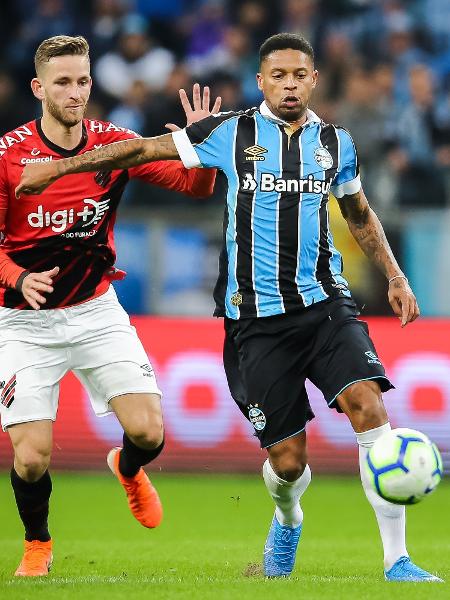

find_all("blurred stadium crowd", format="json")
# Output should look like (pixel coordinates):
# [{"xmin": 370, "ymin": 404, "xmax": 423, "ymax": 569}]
[
  {"xmin": 1, "ymin": 0, "xmax": 449, "ymax": 210},
  {"xmin": 1, "ymin": 0, "xmax": 450, "ymax": 316}
]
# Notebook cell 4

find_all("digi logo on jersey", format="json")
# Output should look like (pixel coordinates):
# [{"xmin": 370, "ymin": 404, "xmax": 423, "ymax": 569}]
[
  {"xmin": 241, "ymin": 172, "xmax": 332, "ymax": 194},
  {"xmin": 27, "ymin": 197, "xmax": 111, "ymax": 234}
]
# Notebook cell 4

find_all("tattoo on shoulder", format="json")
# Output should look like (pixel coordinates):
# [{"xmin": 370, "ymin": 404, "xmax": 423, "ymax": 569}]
[{"xmin": 337, "ymin": 190, "xmax": 370, "ymax": 227}]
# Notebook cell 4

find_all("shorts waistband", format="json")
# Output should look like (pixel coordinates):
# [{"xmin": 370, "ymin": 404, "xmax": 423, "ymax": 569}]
[{"xmin": 0, "ymin": 285, "xmax": 115, "ymax": 324}]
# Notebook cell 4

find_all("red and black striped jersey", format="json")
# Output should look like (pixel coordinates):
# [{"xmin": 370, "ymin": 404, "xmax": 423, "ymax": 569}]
[{"xmin": 0, "ymin": 119, "xmax": 215, "ymax": 309}]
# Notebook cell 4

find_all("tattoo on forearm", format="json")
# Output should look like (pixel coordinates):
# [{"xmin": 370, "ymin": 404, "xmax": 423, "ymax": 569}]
[
  {"xmin": 57, "ymin": 139, "xmax": 143, "ymax": 174},
  {"xmin": 338, "ymin": 191, "xmax": 401, "ymax": 278},
  {"xmin": 57, "ymin": 134, "xmax": 177, "ymax": 175}
]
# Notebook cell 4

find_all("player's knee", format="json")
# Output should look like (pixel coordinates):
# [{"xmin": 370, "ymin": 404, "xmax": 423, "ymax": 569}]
[
  {"xmin": 271, "ymin": 453, "xmax": 308, "ymax": 482},
  {"xmin": 275, "ymin": 461, "xmax": 307, "ymax": 482},
  {"xmin": 118, "ymin": 396, "xmax": 164, "ymax": 449},
  {"xmin": 283, "ymin": 466, "xmax": 306, "ymax": 481},
  {"xmin": 338, "ymin": 380, "xmax": 387, "ymax": 427},
  {"xmin": 132, "ymin": 431, "xmax": 163, "ymax": 450},
  {"xmin": 268, "ymin": 434, "xmax": 308, "ymax": 481},
  {"xmin": 125, "ymin": 418, "xmax": 164, "ymax": 450},
  {"xmin": 14, "ymin": 448, "xmax": 50, "ymax": 481}
]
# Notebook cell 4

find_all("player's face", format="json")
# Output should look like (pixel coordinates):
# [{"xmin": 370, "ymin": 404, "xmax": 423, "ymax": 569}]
[
  {"xmin": 33, "ymin": 55, "xmax": 92, "ymax": 127},
  {"xmin": 257, "ymin": 49, "xmax": 317, "ymax": 122}
]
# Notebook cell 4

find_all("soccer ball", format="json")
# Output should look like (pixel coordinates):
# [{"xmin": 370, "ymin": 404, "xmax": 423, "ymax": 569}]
[{"xmin": 365, "ymin": 428, "xmax": 443, "ymax": 505}]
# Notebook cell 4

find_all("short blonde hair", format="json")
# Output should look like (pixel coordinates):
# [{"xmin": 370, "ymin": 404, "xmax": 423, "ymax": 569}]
[{"xmin": 34, "ymin": 35, "xmax": 90, "ymax": 74}]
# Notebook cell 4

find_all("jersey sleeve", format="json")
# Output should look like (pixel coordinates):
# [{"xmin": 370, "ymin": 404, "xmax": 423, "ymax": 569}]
[
  {"xmin": 0, "ymin": 159, "xmax": 8, "ymax": 233},
  {"xmin": 172, "ymin": 114, "xmax": 237, "ymax": 170},
  {"xmin": 0, "ymin": 159, "xmax": 28, "ymax": 288},
  {"xmin": 0, "ymin": 247, "xmax": 26, "ymax": 289},
  {"xmin": 128, "ymin": 160, "xmax": 216, "ymax": 197},
  {"xmin": 89, "ymin": 121, "xmax": 217, "ymax": 197},
  {"xmin": 330, "ymin": 127, "xmax": 361, "ymax": 198}
]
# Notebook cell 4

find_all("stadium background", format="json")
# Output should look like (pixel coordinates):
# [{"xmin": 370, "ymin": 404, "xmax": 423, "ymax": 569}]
[{"xmin": 0, "ymin": 0, "xmax": 449, "ymax": 473}]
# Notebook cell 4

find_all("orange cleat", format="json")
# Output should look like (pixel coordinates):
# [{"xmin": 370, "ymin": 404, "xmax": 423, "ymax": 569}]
[
  {"xmin": 107, "ymin": 447, "xmax": 163, "ymax": 528},
  {"xmin": 15, "ymin": 540, "xmax": 53, "ymax": 577}
]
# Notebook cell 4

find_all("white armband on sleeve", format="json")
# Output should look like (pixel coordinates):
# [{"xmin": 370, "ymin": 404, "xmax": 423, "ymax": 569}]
[
  {"xmin": 331, "ymin": 174, "xmax": 361, "ymax": 199},
  {"xmin": 171, "ymin": 130, "xmax": 201, "ymax": 169}
]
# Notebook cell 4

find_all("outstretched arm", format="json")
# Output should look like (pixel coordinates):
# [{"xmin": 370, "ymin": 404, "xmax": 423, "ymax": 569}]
[
  {"xmin": 16, "ymin": 134, "xmax": 178, "ymax": 197},
  {"xmin": 337, "ymin": 188, "xmax": 419, "ymax": 327},
  {"xmin": 16, "ymin": 83, "xmax": 222, "ymax": 198}
]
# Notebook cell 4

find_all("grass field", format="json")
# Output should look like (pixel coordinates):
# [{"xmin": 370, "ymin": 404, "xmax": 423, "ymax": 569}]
[{"xmin": 0, "ymin": 473, "xmax": 448, "ymax": 599}]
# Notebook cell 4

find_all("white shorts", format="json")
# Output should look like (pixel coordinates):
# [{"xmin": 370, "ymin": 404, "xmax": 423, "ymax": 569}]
[{"xmin": 0, "ymin": 286, "xmax": 161, "ymax": 431}]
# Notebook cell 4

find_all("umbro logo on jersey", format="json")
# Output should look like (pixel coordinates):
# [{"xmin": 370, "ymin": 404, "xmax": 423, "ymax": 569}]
[
  {"xmin": 332, "ymin": 282, "xmax": 348, "ymax": 296},
  {"xmin": 365, "ymin": 351, "xmax": 381, "ymax": 365},
  {"xmin": 140, "ymin": 363, "xmax": 154, "ymax": 377},
  {"xmin": 244, "ymin": 145, "xmax": 267, "ymax": 161}
]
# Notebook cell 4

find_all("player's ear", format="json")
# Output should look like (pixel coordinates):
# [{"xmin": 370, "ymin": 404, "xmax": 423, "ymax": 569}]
[
  {"xmin": 256, "ymin": 72, "xmax": 263, "ymax": 92},
  {"xmin": 311, "ymin": 69, "xmax": 318, "ymax": 89},
  {"xmin": 31, "ymin": 78, "xmax": 45, "ymax": 101},
  {"xmin": 84, "ymin": 76, "xmax": 93, "ymax": 100}
]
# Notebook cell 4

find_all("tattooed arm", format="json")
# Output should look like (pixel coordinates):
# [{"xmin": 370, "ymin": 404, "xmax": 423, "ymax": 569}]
[
  {"xmin": 337, "ymin": 188, "xmax": 419, "ymax": 326},
  {"xmin": 15, "ymin": 133, "xmax": 179, "ymax": 197}
]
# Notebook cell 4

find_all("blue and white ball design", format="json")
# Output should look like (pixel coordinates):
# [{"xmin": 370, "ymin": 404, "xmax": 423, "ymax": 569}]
[{"xmin": 365, "ymin": 428, "xmax": 443, "ymax": 505}]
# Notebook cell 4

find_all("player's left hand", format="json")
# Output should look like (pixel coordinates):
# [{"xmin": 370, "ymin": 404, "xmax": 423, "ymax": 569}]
[
  {"xmin": 388, "ymin": 277, "xmax": 420, "ymax": 327},
  {"xmin": 165, "ymin": 83, "xmax": 222, "ymax": 132},
  {"xmin": 15, "ymin": 162, "xmax": 60, "ymax": 197}
]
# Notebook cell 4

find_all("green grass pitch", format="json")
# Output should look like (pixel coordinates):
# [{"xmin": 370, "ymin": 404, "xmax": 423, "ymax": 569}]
[{"xmin": 0, "ymin": 473, "xmax": 448, "ymax": 599}]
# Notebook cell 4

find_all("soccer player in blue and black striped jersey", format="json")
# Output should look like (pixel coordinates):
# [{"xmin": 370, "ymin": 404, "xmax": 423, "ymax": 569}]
[{"xmin": 17, "ymin": 33, "xmax": 442, "ymax": 583}]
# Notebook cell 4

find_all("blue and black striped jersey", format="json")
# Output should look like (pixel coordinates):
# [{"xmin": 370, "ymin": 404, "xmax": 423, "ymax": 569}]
[{"xmin": 173, "ymin": 102, "xmax": 361, "ymax": 320}]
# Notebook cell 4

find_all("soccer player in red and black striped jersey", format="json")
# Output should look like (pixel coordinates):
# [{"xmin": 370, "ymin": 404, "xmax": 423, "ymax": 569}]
[{"xmin": 0, "ymin": 35, "xmax": 220, "ymax": 576}]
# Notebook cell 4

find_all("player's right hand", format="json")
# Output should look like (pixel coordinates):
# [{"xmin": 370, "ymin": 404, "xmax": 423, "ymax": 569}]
[
  {"xmin": 165, "ymin": 83, "xmax": 222, "ymax": 132},
  {"xmin": 20, "ymin": 266, "xmax": 60, "ymax": 310},
  {"xmin": 388, "ymin": 276, "xmax": 420, "ymax": 327},
  {"xmin": 15, "ymin": 162, "xmax": 60, "ymax": 198}
]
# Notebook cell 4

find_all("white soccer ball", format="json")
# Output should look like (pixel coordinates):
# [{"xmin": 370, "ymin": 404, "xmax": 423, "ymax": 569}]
[{"xmin": 365, "ymin": 428, "xmax": 443, "ymax": 505}]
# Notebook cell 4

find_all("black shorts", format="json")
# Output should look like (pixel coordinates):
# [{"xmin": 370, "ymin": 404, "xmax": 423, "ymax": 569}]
[{"xmin": 223, "ymin": 298, "xmax": 393, "ymax": 449}]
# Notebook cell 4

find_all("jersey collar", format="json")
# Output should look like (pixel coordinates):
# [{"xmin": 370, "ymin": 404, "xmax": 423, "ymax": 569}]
[
  {"xmin": 36, "ymin": 119, "xmax": 89, "ymax": 158},
  {"xmin": 259, "ymin": 101, "xmax": 321, "ymax": 128}
]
